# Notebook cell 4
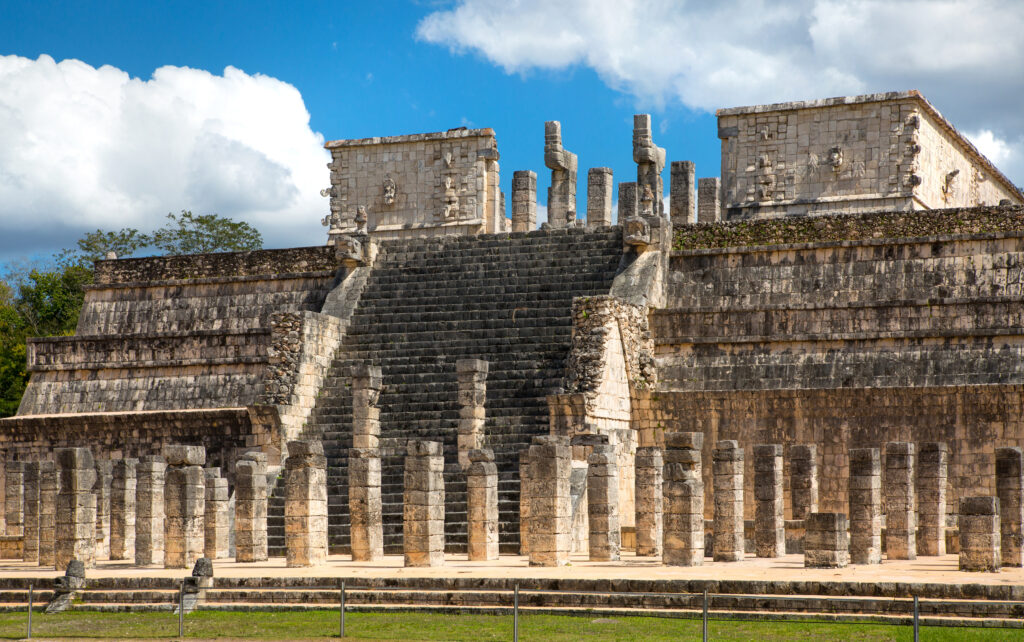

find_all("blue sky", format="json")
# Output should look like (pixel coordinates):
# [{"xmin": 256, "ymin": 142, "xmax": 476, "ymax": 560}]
[{"xmin": 1, "ymin": 0, "xmax": 1022, "ymax": 263}]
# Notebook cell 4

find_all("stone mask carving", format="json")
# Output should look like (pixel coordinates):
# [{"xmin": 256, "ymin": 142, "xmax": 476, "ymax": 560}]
[
  {"xmin": 828, "ymin": 146, "xmax": 844, "ymax": 170},
  {"xmin": 624, "ymin": 216, "xmax": 651, "ymax": 248},
  {"xmin": 383, "ymin": 176, "xmax": 396, "ymax": 205}
]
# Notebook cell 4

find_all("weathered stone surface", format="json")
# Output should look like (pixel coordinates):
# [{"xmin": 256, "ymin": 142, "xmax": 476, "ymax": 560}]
[
  {"xmin": 466, "ymin": 448, "xmax": 498, "ymax": 561},
  {"xmin": 670, "ymin": 161, "xmax": 695, "ymax": 223},
  {"xmin": 404, "ymin": 440, "xmax": 445, "ymax": 567},
  {"xmin": 635, "ymin": 447, "xmax": 663, "ymax": 557},
  {"xmin": 55, "ymin": 448, "xmax": 96, "ymax": 571},
  {"xmin": 633, "ymin": 114, "xmax": 666, "ymax": 218},
  {"xmin": 885, "ymin": 441, "xmax": 916, "ymax": 560},
  {"xmin": 284, "ymin": 440, "xmax": 327, "ymax": 567},
  {"xmin": 587, "ymin": 444, "xmax": 620, "ymax": 561},
  {"xmin": 804, "ymin": 512, "xmax": 849, "ymax": 568},
  {"xmin": 790, "ymin": 445, "xmax": 818, "ymax": 521},
  {"xmin": 545, "ymin": 121, "xmax": 578, "ymax": 228},
  {"xmin": 109, "ymin": 458, "xmax": 137, "ymax": 561},
  {"xmin": 848, "ymin": 448, "xmax": 881, "ymax": 565},
  {"xmin": 234, "ymin": 451, "xmax": 268, "ymax": 563},
  {"xmin": 713, "ymin": 440, "xmax": 744, "ymax": 562},
  {"xmin": 587, "ymin": 167, "xmax": 614, "ymax": 228},
  {"xmin": 697, "ymin": 177, "xmax": 721, "ymax": 223},
  {"xmin": 663, "ymin": 432, "xmax": 704, "ymax": 566},
  {"xmin": 164, "ymin": 446, "xmax": 206, "ymax": 569},
  {"xmin": 456, "ymin": 359, "xmax": 487, "ymax": 470},
  {"xmin": 203, "ymin": 468, "xmax": 229, "ymax": 560},
  {"xmin": 135, "ymin": 455, "xmax": 165, "ymax": 566},
  {"xmin": 163, "ymin": 445, "xmax": 206, "ymax": 467},
  {"xmin": 995, "ymin": 447, "xmax": 1023, "ymax": 567},
  {"xmin": 917, "ymin": 442, "xmax": 948, "ymax": 556},
  {"xmin": 349, "ymin": 448, "xmax": 383, "ymax": 562},
  {"xmin": 753, "ymin": 444, "xmax": 784, "ymax": 558},
  {"xmin": 22, "ymin": 462, "xmax": 40, "ymax": 563},
  {"xmin": 512, "ymin": 170, "xmax": 537, "ymax": 233},
  {"xmin": 526, "ymin": 436, "xmax": 571, "ymax": 567},
  {"xmin": 93, "ymin": 459, "xmax": 112, "ymax": 560},
  {"xmin": 5, "ymin": 461, "xmax": 23, "ymax": 537},
  {"xmin": 37, "ymin": 461, "xmax": 57, "ymax": 567},
  {"xmin": 959, "ymin": 496, "xmax": 1001, "ymax": 572}
]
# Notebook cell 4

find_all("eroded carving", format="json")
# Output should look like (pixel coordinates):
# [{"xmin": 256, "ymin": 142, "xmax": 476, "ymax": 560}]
[
  {"xmin": 633, "ymin": 114, "xmax": 666, "ymax": 218},
  {"xmin": 383, "ymin": 176, "xmax": 396, "ymax": 205},
  {"xmin": 443, "ymin": 175, "xmax": 460, "ymax": 220},
  {"xmin": 623, "ymin": 216, "xmax": 651, "ymax": 248},
  {"xmin": 544, "ymin": 121, "xmax": 578, "ymax": 228},
  {"xmin": 828, "ymin": 146, "xmax": 844, "ymax": 171}
]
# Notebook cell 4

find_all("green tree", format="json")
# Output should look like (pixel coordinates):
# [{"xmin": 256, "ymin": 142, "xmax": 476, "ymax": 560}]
[
  {"xmin": 151, "ymin": 210, "xmax": 263, "ymax": 255},
  {"xmin": 68, "ymin": 228, "xmax": 151, "ymax": 266}
]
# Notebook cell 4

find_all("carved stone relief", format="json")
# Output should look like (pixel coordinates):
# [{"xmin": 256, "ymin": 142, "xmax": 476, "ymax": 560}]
[{"xmin": 383, "ymin": 176, "xmax": 396, "ymax": 205}]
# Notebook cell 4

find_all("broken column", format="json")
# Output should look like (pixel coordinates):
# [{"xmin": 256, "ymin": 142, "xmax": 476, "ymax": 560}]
[
  {"xmin": 403, "ymin": 440, "xmax": 445, "ymax": 567},
  {"xmin": 352, "ymin": 365, "xmax": 382, "ymax": 451},
  {"xmin": 203, "ymin": 468, "xmax": 229, "ymax": 560},
  {"xmin": 38, "ymin": 461, "xmax": 57, "ymax": 567},
  {"xmin": 959, "ymin": 496, "xmax": 1001, "ymax": 572},
  {"xmin": 94, "ymin": 459, "xmax": 112, "ymax": 559},
  {"xmin": 544, "ymin": 121, "xmax": 578, "ymax": 228},
  {"xmin": 995, "ymin": 447, "xmax": 1024, "ymax": 567},
  {"xmin": 467, "ymin": 448, "xmax": 499, "ymax": 561},
  {"xmin": 884, "ymin": 441, "xmax": 916, "ymax": 560},
  {"xmin": 586, "ymin": 167, "xmax": 613, "ymax": 228},
  {"xmin": 526, "ymin": 436, "xmax": 571, "ymax": 567},
  {"xmin": 163, "ymin": 445, "xmax": 206, "ymax": 569},
  {"xmin": 135, "ymin": 455, "xmax": 166, "ymax": 566},
  {"xmin": 235, "ymin": 451, "xmax": 268, "ymax": 563},
  {"xmin": 511, "ymin": 170, "xmax": 537, "ymax": 233},
  {"xmin": 518, "ymin": 449, "xmax": 531, "ymax": 557},
  {"xmin": 22, "ymin": 462, "xmax": 40, "ymax": 564},
  {"xmin": 456, "ymin": 359, "xmax": 487, "ymax": 470},
  {"xmin": 110, "ymin": 458, "xmax": 137, "ymax": 561},
  {"xmin": 634, "ymin": 446, "xmax": 663, "ymax": 557},
  {"xmin": 54, "ymin": 447, "xmax": 96, "ymax": 571},
  {"xmin": 754, "ymin": 444, "xmax": 784, "ymax": 558},
  {"xmin": 670, "ymin": 161, "xmax": 696, "ymax": 223},
  {"xmin": 5, "ymin": 461, "xmax": 23, "ymax": 536},
  {"xmin": 587, "ymin": 443, "xmax": 621, "ymax": 561},
  {"xmin": 917, "ymin": 442, "xmax": 948, "ymax": 556},
  {"xmin": 713, "ymin": 440, "xmax": 744, "ymax": 562},
  {"xmin": 633, "ymin": 114, "xmax": 666, "ymax": 218},
  {"xmin": 697, "ymin": 177, "xmax": 721, "ymax": 223},
  {"xmin": 349, "ymin": 363, "xmax": 383, "ymax": 562},
  {"xmin": 663, "ymin": 432, "xmax": 704, "ymax": 566},
  {"xmin": 804, "ymin": 513, "xmax": 850, "ymax": 568},
  {"xmin": 790, "ymin": 445, "xmax": 818, "ymax": 520},
  {"xmin": 284, "ymin": 440, "xmax": 328, "ymax": 567},
  {"xmin": 848, "ymin": 447, "xmax": 882, "ymax": 564}
]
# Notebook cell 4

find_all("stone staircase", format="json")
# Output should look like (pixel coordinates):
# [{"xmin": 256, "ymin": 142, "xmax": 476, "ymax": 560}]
[{"xmin": 267, "ymin": 227, "xmax": 624, "ymax": 555}]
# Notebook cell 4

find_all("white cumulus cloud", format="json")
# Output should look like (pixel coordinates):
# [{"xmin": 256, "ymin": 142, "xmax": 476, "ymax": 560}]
[
  {"xmin": 0, "ymin": 55, "xmax": 330, "ymax": 257},
  {"xmin": 417, "ymin": 0, "xmax": 1024, "ymax": 184}
]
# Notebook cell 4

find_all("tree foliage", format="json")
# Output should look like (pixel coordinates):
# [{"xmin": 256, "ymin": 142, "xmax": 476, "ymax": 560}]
[{"xmin": 151, "ymin": 211, "xmax": 263, "ymax": 255}]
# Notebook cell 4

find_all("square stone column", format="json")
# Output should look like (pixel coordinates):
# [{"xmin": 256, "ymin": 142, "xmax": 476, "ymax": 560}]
[
  {"xmin": 22, "ymin": 462, "xmax": 40, "ymax": 563},
  {"xmin": 5, "ymin": 461, "xmax": 23, "ymax": 537},
  {"xmin": 403, "ymin": 440, "xmax": 446, "ymax": 567},
  {"xmin": 754, "ymin": 444, "xmax": 784, "ymax": 558},
  {"xmin": 959, "ymin": 496, "xmax": 1001, "ymax": 572},
  {"xmin": 917, "ymin": 442, "xmax": 948, "ymax": 556},
  {"xmin": 38, "ymin": 461, "xmax": 57, "ymax": 567},
  {"xmin": 94, "ymin": 459, "xmax": 112, "ymax": 560},
  {"xmin": 713, "ymin": 440, "xmax": 744, "ymax": 562},
  {"xmin": 697, "ymin": 177, "xmax": 721, "ymax": 223},
  {"xmin": 633, "ymin": 114, "xmax": 666, "ymax": 218},
  {"xmin": 518, "ymin": 449, "xmax": 531, "ymax": 557},
  {"xmin": 884, "ymin": 441, "xmax": 916, "ymax": 560},
  {"xmin": 790, "ymin": 445, "xmax": 818, "ymax": 520},
  {"xmin": 285, "ymin": 440, "xmax": 328, "ymax": 567},
  {"xmin": 467, "ymin": 448, "xmax": 499, "ymax": 561},
  {"xmin": 349, "ymin": 448, "xmax": 383, "ymax": 562},
  {"xmin": 670, "ymin": 161, "xmax": 696, "ymax": 223},
  {"xmin": 848, "ymin": 448, "xmax": 882, "ymax": 564},
  {"xmin": 526, "ymin": 436, "xmax": 571, "ymax": 567},
  {"xmin": 203, "ymin": 468, "xmax": 229, "ymax": 560},
  {"xmin": 163, "ymin": 445, "xmax": 206, "ymax": 569},
  {"xmin": 135, "ymin": 455, "xmax": 166, "ymax": 566},
  {"xmin": 110, "ymin": 459, "xmax": 137, "ymax": 561},
  {"xmin": 456, "ymin": 359, "xmax": 488, "ymax": 470},
  {"xmin": 55, "ymin": 447, "xmax": 96, "ymax": 571},
  {"xmin": 235, "ymin": 451, "xmax": 268, "ymax": 563},
  {"xmin": 618, "ymin": 182, "xmax": 638, "ymax": 220},
  {"xmin": 511, "ymin": 170, "xmax": 537, "ymax": 233},
  {"xmin": 544, "ymin": 121, "xmax": 578, "ymax": 228},
  {"xmin": 635, "ymin": 446, "xmax": 663, "ymax": 557},
  {"xmin": 995, "ymin": 447, "xmax": 1024, "ymax": 567},
  {"xmin": 587, "ymin": 444, "xmax": 621, "ymax": 561},
  {"xmin": 804, "ymin": 513, "xmax": 849, "ymax": 568},
  {"xmin": 586, "ymin": 167, "xmax": 614, "ymax": 228},
  {"xmin": 352, "ymin": 365, "xmax": 382, "ymax": 450},
  {"xmin": 663, "ymin": 432, "xmax": 704, "ymax": 566}
]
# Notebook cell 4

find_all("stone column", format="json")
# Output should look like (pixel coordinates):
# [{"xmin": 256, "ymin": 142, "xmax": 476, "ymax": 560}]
[
  {"xmin": 995, "ymin": 447, "xmax": 1024, "ymax": 567},
  {"xmin": 697, "ymin": 177, "xmax": 721, "ymax": 223},
  {"xmin": 467, "ymin": 448, "xmax": 499, "ymax": 561},
  {"xmin": 754, "ymin": 444, "xmax": 784, "ymax": 558},
  {"xmin": 94, "ymin": 459, "xmax": 112, "ymax": 560},
  {"xmin": 790, "ymin": 445, "xmax": 818, "ymax": 520},
  {"xmin": 110, "ymin": 459, "xmax": 137, "ymax": 561},
  {"xmin": 884, "ymin": 441, "xmax": 916, "ymax": 560},
  {"xmin": 635, "ymin": 446, "xmax": 663, "ymax": 557},
  {"xmin": 403, "ymin": 440, "xmax": 445, "ymax": 567},
  {"xmin": 618, "ymin": 182, "xmax": 638, "ymax": 220},
  {"xmin": 22, "ymin": 462, "xmax": 40, "ymax": 563},
  {"xmin": 349, "ymin": 448, "xmax": 383, "ymax": 562},
  {"xmin": 663, "ymin": 432, "xmax": 704, "ymax": 566},
  {"xmin": 959, "ymin": 496, "xmax": 1001, "ymax": 572},
  {"xmin": 135, "ymin": 455, "xmax": 165, "ymax": 566},
  {"xmin": 163, "ymin": 445, "xmax": 206, "ymax": 569},
  {"xmin": 633, "ymin": 114, "xmax": 666, "ymax": 218},
  {"xmin": 352, "ymin": 365, "xmax": 382, "ymax": 450},
  {"xmin": 511, "ymin": 170, "xmax": 537, "ymax": 233},
  {"xmin": 5, "ymin": 461, "xmax": 23, "ymax": 536},
  {"xmin": 518, "ymin": 449, "xmax": 531, "ymax": 557},
  {"xmin": 235, "ymin": 451, "xmax": 268, "ymax": 563},
  {"xmin": 38, "ymin": 461, "xmax": 57, "ymax": 567},
  {"xmin": 586, "ymin": 167, "xmax": 613, "ymax": 228},
  {"xmin": 713, "ymin": 440, "xmax": 744, "ymax": 562},
  {"xmin": 456, "ymin": 359, "xmax": 487, "ymax": 470},
  {"xmin": 670, "ymin": 161, "xmax": 696, "ymax": 223},
  {"xmin": 54, "ymin": 447, "xmax": 96, "ymax": 571},
  {"xmin": 587, "ymin": 444, "xmax": 620, "ymax": 561},
  {"xmin": 284, "ymin": 440, "xmax": 328, "ymax": 567},
  {"xmin": 544, "ymin": 121, "xmax": 578, "ymax": 228},
  {"xmin": 804, "ymin": 513, "xmax": 849, "ymax": 568},
  {"xmin": 203, "ymin": 468, "xmax": 229, "ymax": 560},
  {"xmin": 917, "ymin": 442, "xmax": 948, "ymax": 556},
  {"xmin": 526, "ymin": 436, "xmax": 571, "ymax": 567},
  {"xmin": 848, "ymin": 447, "xmax": 882, "ymax": 564}
]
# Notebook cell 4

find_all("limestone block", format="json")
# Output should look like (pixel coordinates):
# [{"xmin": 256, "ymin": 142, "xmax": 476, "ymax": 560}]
[
  {"xmin": 884, "ymin": 441, "xmax": 916, "ymax": 560},
  {"xmin": 135, "ymin": 455, "xmax": 166, "ymax": 566},
  {"xmin": 38, "ymin": 461, "xmax": 57, "ymax": 567},
  {"xmin": 404, "ymin": 440, "xmax": 445, "ymax": 567},
  {"xmin": 995, "ymin": 447, "xmax": 1024, "ymax": 567},
  {"xmin": 94, "ymin": 460, "xmax": 112, "ymax": 560},
  {"xmin": 713, "ymin": 440, "xmax": 744, "ymax": 562},
  {"xmin": 618, "ymin": 182, "xmax": 638, "ymax": 220},
  {"xmin": 753, "ymin": 444, "xmax": 784, "ymax": 558},
  {"xmin": 663, "ymin": 432, "xmax": 704, "ymax": 566},
  {"xmin": 54, "ymin": 448, "xmax": 97, "ymax": 571},
  {"xmin": 670, "ymin": 161, "xmax": 696, "ymax": 223},
  {"xmin": 109, "ymin": 458, "xmax": 138, "ymax": 561},
  {"xmin": 162, "ymin": 445, "xmax": 206, "ymax": 467},
  {"xmin": 526, "ymin": 436, "xmax": 571, "ymax": 567},
  {"xmin": 5, "ymin": 461, "xmax": 23, "ymax": 537},
  {"xmin": 697, "ymin": 177, "xmax": 721, "ymax": 223},
  {"xmin": 519, "ymin": 449, "xmax": 531, "ymax": 556},
  {"xmin": 511, "ymin": 170, "xmax": 537, "ymax": 233},
  {"xmin": 587, "ymin": 444, "xmax": 620, "ymax": 561},
  {"xmin": 789, "ymin": 445, "xmax": 818, "ymax": 520},
  {"xmin": 634, "ymin": 447, "xmax": 663, "ymax": 557},
  {"xmin": 466, "ymin": 448, "xmax": 499, "ymax": 561},
  {"xmin": 848, "ymin": 448, "xmax": 881, "ymax": 564},
  {"xmin": 22, "ymin": 462, "xmax": 40, "ymax": 564},
  {"xmin": 587, "ymin": 167, "xmax": 614, "ymax": 228},
  {"xmin": 804, "ymin": 513, "xmax": 849, "ymax": 568},
  {"xmin": 544, "ymin": 121, "xmax": 578, "ymax": 228},
  {"xmin": 203, "ymin": 468, "xmax": 229, "ymax": 560},
  {"xmin": 959, "ymin": 496, "xmax": 1001, "ymax": 572},
  {"xmin": 164, "ymin": 456, "xmax": 206, "ymax": 569},
  {"xmin": 917, "ymin": 442, "xmax": 948, "ymax": 556},
  {"xmin": 456, "ymin": 359, "xmax": 488, "ymax": 470},
  {"xmin": 234, "ymin": 453, "xmax": 268, "ymax": 563},
  {"xmin": 284, "ymin": 440, "xmax": 328, "ymax": 567}
]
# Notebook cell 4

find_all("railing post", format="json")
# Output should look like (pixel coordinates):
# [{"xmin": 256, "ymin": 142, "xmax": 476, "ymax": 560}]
[
  {"xmin": 27, "ymin": 583, "xmax": 33, "ymax": 639},
  {"xmin": 340, "ymin": 580, "xmax": 346, "ymax": 638},
  {"xmin": 913, "ymin": 595, "xmax": 919, "ymax": 642},
  {"xmin": 178, "ymin": 580, "xmax": 184, "ymax": 638},
  {"xmin": 702, "ymin": 589, "xmax": 708, "ymax": 642},
  {"xmin": 513, "ymin": 583, "xmax": 519, "ymax": 642}
]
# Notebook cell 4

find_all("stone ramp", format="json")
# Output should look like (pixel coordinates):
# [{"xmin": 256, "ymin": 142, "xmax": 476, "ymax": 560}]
[{"xmin": 267, "ymin": 227, "xmax": 624, "ymax": 556}]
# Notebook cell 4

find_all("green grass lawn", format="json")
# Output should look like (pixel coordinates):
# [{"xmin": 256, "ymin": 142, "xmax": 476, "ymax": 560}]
[{"xmin": 0, "ymin": 611, "xmax": 1017, "ymax": 641}]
